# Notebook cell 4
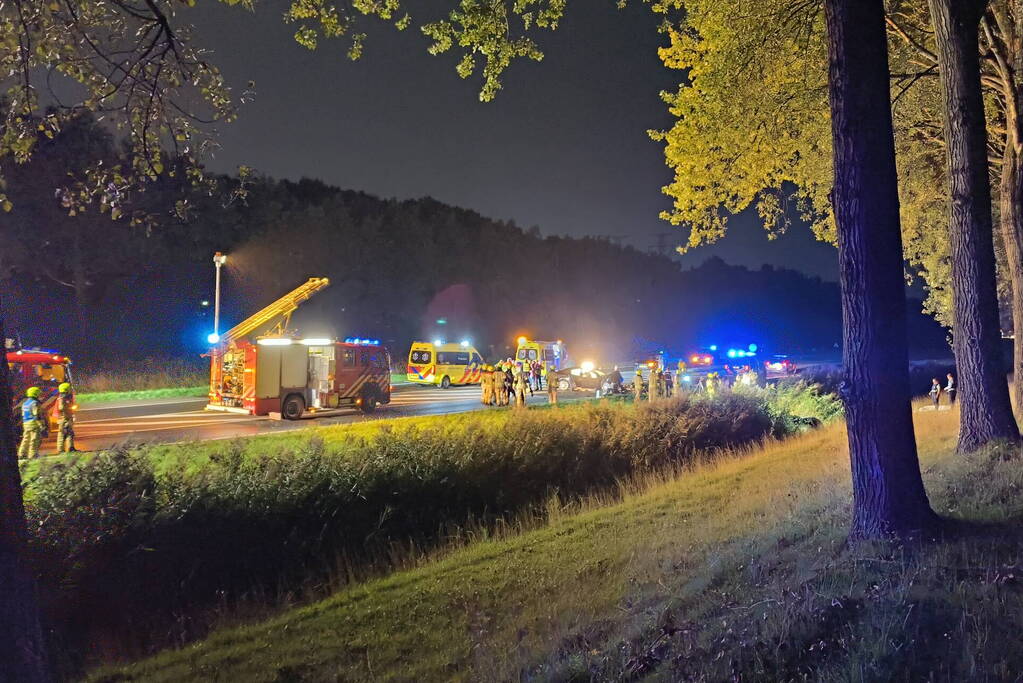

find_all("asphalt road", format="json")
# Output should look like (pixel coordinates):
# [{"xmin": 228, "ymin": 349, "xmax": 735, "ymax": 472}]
[{"xmin": 62, "ymin": 383, "xmax": 588, "ymax": 453}]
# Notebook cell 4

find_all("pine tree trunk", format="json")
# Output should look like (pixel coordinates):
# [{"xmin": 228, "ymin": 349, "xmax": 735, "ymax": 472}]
[
  {"xmin": 0, "ymin": 303, "xmax": 50, "ymax": 682},
  {"xmin": 999, "ymin": 145, "xmax": 1023, "ymax": 420},
  {"xmin": 929, "ymin": 0, "xmax": 1020, "ymax": 450},
  {"xmin": 824, "ymin": 0, "xmax": 938, "ymax": 538}
]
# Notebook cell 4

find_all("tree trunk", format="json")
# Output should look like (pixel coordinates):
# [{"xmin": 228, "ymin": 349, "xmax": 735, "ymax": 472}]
[
  {"xmin": 929, "ymin": 0, "xmax": 1020, "ymax": 450},
  {"xmin": 824, "ymin": 0, "xmax": 938, "ymax": 538},
  {"xmin": 999, "ymin": 145, "xmax": 1023, "ymax": 420},
  {"xmin": 0, "ymin": 302, "xmax": 50, "ymax": 682}
]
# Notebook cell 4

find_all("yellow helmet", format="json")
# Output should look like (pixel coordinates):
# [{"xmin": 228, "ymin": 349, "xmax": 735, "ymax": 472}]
[
  {"xmin": 26, "ymin": 387, "xmax": 41, "ymax": 399},
  {"xmin": 59, "ymin": 382, "xmax": 72, "ymax": 393}
]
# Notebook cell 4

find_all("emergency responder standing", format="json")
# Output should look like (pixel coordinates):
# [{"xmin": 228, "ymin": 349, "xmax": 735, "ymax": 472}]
[
  {"xmin": 18, "ymin": 386, "xmax": 45, "ymax": 459},
  {"xmin": 547, "ymin": 368, "xmax": 559, "ymax": 404},
  {"xmin": 675, "ymin": 361, "xmax": 687, "ymax": 395},
  {"xmin": 56, "ymin": 382, "xmax": 76, "ymax": 452},
  {"xmin": 634, "ymin": 366, "xmax": 644, "ymax": 401},
  {"xmin": 481, "ymin": 366, "xmax": 493, "ymax": 405},
  {"xmin": 649, "ymin": 365, "xmax": 659, "ymax": 403},
  {"xmin": 514, "ymin": 362, "xmax": 530, "ymax": 408}
]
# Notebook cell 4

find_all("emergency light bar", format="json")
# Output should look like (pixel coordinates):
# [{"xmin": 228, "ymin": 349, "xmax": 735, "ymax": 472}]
[
  {"xmin": 300, "ymin": 338, "xmax": 333, "ymax": 346},
  {"xmin": 344, "ymin": 337, "xmax": 381, "ymax": 346}
]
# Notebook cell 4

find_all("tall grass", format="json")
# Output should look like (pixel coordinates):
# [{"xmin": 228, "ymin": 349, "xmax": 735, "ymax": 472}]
[
  {"xmin": 23, "ymin": 384, "xmax": 835, "ymax": 677},
  {"xmin": 73, "ymin": 357, "xmax": 207, "ymax": 393}
]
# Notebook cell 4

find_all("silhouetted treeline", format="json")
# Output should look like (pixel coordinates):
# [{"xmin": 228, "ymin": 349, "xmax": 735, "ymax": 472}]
[{"xmin": 1, "ymin": 117, "xmax": 949, "ymax": 365}]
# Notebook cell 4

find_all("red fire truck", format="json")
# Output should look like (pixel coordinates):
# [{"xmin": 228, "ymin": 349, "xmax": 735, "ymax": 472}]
[
  {"xmin": 206, "ymin": 278, "xmax": 391, "ymax": 418},
  {"xmin": 6, "ymin": 342, "xmax": 74, "ymax": 434}
]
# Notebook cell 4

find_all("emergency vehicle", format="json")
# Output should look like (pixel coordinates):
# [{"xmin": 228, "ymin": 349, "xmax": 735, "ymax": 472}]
[
  {"xmin": 206, "ymin": 278, "xmax": 391, "ymax": 418},
  {"xmin": 406, "ymin": 341, "xmax": 484, "ymax": 388},
  {"xmin": 6, "ymin": 341, "xmax": 74, "ymax": 434},
  {"xmin": 515, "ymin": 337, "xmax": 568, "ymax": 372}
]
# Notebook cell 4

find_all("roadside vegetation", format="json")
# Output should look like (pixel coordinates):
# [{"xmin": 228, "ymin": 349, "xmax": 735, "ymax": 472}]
[
  {"xmin": 73, "ymin": 357, "xmax": 207, "ymax": 395},
  {"xmin": 20, "ymin": 384, "xmax": 837, "ymax": 677},
  {"xmin": 94, "ymin": 399, "xmax": 1023, "ymax": 682},
  {"xmin": 75, "ymin": 385, "xmax": 207, "ymax": 404}
]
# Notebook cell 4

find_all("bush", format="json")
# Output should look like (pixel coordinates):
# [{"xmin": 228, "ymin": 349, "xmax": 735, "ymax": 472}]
[{"xmin": 23, "ymin": 386, "xmax": 836, "ymax": 675}]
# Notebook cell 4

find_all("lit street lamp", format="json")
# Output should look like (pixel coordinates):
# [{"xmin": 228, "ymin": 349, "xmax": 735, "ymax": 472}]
[{"xmin": 208, "ymin": 252, "xmax": 228, "ymax": 344}]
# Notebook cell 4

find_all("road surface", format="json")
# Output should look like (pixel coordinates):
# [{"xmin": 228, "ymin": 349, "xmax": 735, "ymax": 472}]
[{"xmin": 63, "ymin": 384, "xmax": 592, "ymax": 453}]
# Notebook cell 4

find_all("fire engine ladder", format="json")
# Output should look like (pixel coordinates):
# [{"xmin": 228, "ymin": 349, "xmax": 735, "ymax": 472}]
[{"xmin": 219, "ymin": 277, "xmax": 330, "ymax": 345}]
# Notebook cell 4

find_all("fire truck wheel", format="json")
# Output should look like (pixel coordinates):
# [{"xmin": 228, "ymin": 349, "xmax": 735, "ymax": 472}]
[
  {"xmin": 282, "ymin": 394, "xmax": 305, "ymax": 420},
  {"xmin": 360, "ymin": 391, "xmax": 379, "ymax": 414},
  {"xmin": 440, "ymin": 376, "xmax": 451, "ymax": 389}
]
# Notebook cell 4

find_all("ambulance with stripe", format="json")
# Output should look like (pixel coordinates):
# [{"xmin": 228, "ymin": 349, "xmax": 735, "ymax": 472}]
[{"xmin": 406, "ymin": 341, "xmax": 484, "ymax": 388}]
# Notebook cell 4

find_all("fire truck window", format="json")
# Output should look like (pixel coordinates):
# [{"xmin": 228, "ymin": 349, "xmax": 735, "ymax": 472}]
[
  {"xmin": 373, "ymin": 354, "xmax": 388, "ymax": 369},
  {"xmin": 360, "ymin": 351, "xmax": 372, "ymax": 366},
  {"xmin": 343, "ymin": 349, "xmax": 356, "ymax": 367}
]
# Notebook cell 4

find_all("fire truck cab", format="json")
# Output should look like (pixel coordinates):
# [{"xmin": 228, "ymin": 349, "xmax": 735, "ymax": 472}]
[
  {"xmin": 6, "ymin": 341, "xmax": 74, "ymax": 434},
  {"xmin": 206, "ymin": 278, "xmax": 392, "ymax": 419}
]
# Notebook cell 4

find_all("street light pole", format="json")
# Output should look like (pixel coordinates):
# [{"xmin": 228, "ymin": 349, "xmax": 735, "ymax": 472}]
[{"xmin": 211, "ymin": 252, "xmax": 227, "ymax": 343}]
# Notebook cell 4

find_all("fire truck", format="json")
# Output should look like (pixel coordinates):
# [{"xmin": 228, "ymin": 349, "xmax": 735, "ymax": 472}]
[
  {"xmin": 206, "ymin": 278, "xmax": 391, "ymax": 419},
  {"xmin": 6, "ymin": 340, "xmax": 74, "ymax": 434}
]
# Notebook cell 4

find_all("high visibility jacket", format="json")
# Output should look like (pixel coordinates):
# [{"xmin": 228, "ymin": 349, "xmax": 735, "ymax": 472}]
[{"xmin": 22, "ymin": 398, "xmax": 41, "ymax": 424}]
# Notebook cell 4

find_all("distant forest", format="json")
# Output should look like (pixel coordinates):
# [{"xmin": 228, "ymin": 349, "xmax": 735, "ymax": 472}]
[{"xmin": 1, "ymin": 115, "xmax": 949, "ymax": 366}]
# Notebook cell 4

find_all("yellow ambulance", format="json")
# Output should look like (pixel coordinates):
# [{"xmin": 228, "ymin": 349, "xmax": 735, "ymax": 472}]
[
  {"xmin": 407, "ymin": 340, "xmax": 484, "ymax": 388},
  {"xmin": 515, "ymin": 337, "xmax": 568, "ymax": 372}
]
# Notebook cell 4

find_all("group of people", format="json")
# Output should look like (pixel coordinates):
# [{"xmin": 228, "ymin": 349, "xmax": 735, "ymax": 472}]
[
  {"xmin": 480, "ymin": 359, "xmax": 558, "ymax": 408},
  {"xmin": 16, "ymin": 382, "xmax": 76, "ymax": 459},
  {"xmin": 929, "ymin": 373, "xmax": 957, "ymax": 408}
]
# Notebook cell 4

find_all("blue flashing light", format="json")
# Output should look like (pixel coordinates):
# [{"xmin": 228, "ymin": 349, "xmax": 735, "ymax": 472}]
[
  {"xmin": 207, "ymin": 333, "xmax": 220, "ymax": 345},
  {"xmin": 748, "ymin": 343, "xmax": 758, "ymax": 352},
  {"xmin": 460, "ymin": 339, "xmax": 470, "ymax": 348},
  {"xmin": 709, "ymin": 345, "xmax": 718, "ymax": 351},
  {"xmin": 727, "ymin": 349, "xmax": 737, "ymax": 359},
  {"xmin": 682, "ymin": 375, "xmax": 692, "ymax": 382},
  {"xmin": 433, "ymin": 338, "xmax": 444, "ymax": 346},
  {"xmin": 736, "ymin": 350, "xmax": 747, "ymax": 358},
  {"xmin": 344, "ymin": 337, "xmax": 381, "ymax": 346}
]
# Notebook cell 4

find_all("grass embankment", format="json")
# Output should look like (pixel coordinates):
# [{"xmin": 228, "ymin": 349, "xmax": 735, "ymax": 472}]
[
  {"xmin": 73, "ymin": 357, "xmax": 207, "ymax": 398},
  {"xmin": 25, "ymin": 385, "xmax": 836, "ymax": 677},
  {"xmin": 76, "ymin": 385, "xmax": 207, "ymax": 404},
  {"xmin": 98, "ymin": 402, "xmax": 1023, "ymax": 682}
]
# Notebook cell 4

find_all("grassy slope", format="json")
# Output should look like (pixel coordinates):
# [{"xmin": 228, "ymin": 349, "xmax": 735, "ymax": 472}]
[
  {"xmin": 95, "ymin": 404, "xmax": 1023, "ymax": 681},
  {"xmin": 76, "ymin": 386, "xmax": 207, "ymax": 404}
]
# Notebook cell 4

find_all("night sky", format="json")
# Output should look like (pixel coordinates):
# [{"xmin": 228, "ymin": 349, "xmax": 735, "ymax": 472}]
[{"xmin": 188, "ymin": 1, "xmax": 839, "ymax": 280}]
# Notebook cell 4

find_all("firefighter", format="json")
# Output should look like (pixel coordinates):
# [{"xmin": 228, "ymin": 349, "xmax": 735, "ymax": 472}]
[
  {"xmin": 56, "ymin": 382, "xmax": 76, "ymax": 452},
  {"xmin": 18, "ymin": 386, "xmax": 45, "ymax": 459},
  {"xmin": 480, "ymin": 366, "xmax": 491, "ymax": 405},
  {"xmin": 547, "ymin": 368, "xmax": 559, "ymax": 404},
  {"xmin": 634, "ymin": 366, "xmax": 644, "ymax": 401},
  {"xmin": 514, "ymin": 362, "xmax": 530, "ymax": 408},
  {"xmin": 495, "ymin": 368, "xmax": 507, "ymax": 404},
  {"xmin": 649, "ymin": 365, "xmax": 660, "ymax": 402},
  {"xmin": 675, "ymin": 361, "xmax": 687, "ymax": 394}
]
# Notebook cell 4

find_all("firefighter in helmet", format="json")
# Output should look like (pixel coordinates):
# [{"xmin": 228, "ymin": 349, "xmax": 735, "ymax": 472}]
[
  {"xmin": 18, "ymin": 386, "xmax": 45, "ymax": 459},
  {"xmin": 514, "ymin": 361, "xmax": 530, "ymax": 408},
  {"xmin": 481, "ymin": 365, "xmax": 493, "ymax": 406},
  {"xmin": 56, "ymin": 382, "xmax": 76, "ymax": 453},
  {"xmin": 634, "ymin": 365, "xmax": 644, "ymax": 401}
]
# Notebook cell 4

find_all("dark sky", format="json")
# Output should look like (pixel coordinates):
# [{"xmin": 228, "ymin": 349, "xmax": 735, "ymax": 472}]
[{"xmin": 188, "ymin": 1, "xmax": 839, "ymax": 280}]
